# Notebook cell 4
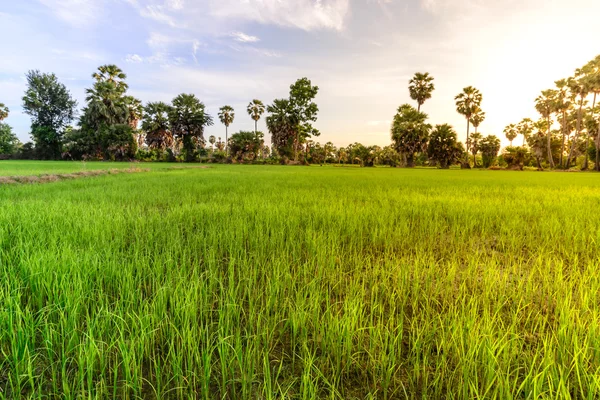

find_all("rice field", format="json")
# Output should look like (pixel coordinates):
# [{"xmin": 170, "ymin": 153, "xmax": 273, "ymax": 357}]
[{"xmin": 1, "ymin": 163, "xmax": 599, "ymax": 399}]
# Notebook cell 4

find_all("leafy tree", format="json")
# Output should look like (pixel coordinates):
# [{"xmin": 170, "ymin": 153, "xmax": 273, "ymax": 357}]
[
  {"xmin": 228, "ymin": 130, "xmax": 264, "ymax": 161},
  {"xmin": 22, "ymin": 70, "xmax": 77, "ymax": 159},
  {"xmin": 479, "ymin": 135, "xmax": 501, "ymax": 168},
  {"xmin": 99, "ymin": 124, "xmax": 137, "ymax": 160},
  {"xmin": 427, "ymin": 124, "xmax": 464, "ymax": 169},
  {"xmin": 535, "ymin": 89, "xmax": 557, "ymax": 168},
  {"xmin": 502, "ymin": 146, "xmax": 528, "ymax": 170},
  {"xmin": 247, "ymin": 99, "xmax": 265, "ymax": 134},
  {"xmin": 0, "ymin": 103, "xmax": 8, "ymax": 122},
  {"xmin": 391, "ymin": 104, "xmax": 431, "ymax": 167},
  {"xmin": 517, "ymin": 118, "xmax": 534, "ymax": 147},
  {"xmin": 169, "ymin": 94, "xmax": 213, "ymax": 162},
  {"xmin": 455, "ymin": 86, "xmax": 482, "ymax": 166},
  {"xmin": 218, "ymin": 105, "xmax": 235, "ymax": 151},
  {"xmin": 0, "ymin": 123, "xmax": 20, "ymax": 155},
  {"xmin": 504, "ymin": 124, "xmax": 518, "ymax": 146},
  {"xmin": 267, "ymin": 78, "xmax": 320, "ymax": 162},
  {"xmin": 469, "ymin": 132, "xmax": 482, "ymax": 166},
  {"xmin": 565, "ymin": 75, "xmax": 589, "ymax": 168},
  {"xmin": 408, "ymin": 72, "xmax": 435, "ymax": 111},
  {"xmin": 527, "ymin": 121, "xmax": 548, "ymax": 169},
  {"xmin": 142, "ymin": 102, "xmax": 173, "ymax": 150}
]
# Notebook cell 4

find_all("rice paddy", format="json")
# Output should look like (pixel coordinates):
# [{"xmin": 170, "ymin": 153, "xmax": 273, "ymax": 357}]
[{"xmin": 1, "ymin": 163, "xmax": 599, "ymax": 399}]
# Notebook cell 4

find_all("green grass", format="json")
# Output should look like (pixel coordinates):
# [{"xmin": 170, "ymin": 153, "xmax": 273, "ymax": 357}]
[
  {"xmin": 0, "ymin": 160, "xmax": 176, "ymax": 176},
  {"xmin": 1, "ymin": 164, "xmax": 599, "ymax": 399}
]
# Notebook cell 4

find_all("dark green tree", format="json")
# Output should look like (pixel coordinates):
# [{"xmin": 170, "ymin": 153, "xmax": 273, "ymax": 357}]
[
  {"xmin": 142, "ymin": 102, "xmax": 173, "ymax": 150},
  {"xmin": 228, "ymin": 130, "xmax": 264, "ymax": 161},
  {"xmin": 427, "ymin": 124, "xmax": 464, "ymax": 169},
  {"xmin": 0, "ymin": 123, "xmax": 21, "ymax": 155},
  {"xmin": 169, "ymin": 94, "xmax": 213, "ymax": 162},
  {"xmin": 267, "ymin": 78, "xmax": 320, "ymax": 162},
  {"xmin": 391, "ymin": 104, "xmax": 431, "ymax": 167},
  {"xmin": 479, "ymin": 135, "xmax": 501, "ymax": 168},
  {"xmin": 22, "ymin": 70, "xmax": 77, "ymax": 159}
]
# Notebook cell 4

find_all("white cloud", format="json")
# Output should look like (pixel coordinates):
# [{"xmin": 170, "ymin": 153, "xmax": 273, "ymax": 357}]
[
  {"xmin": 126, "ymin": 54, "xmax": 144, "ymax": 63},
  {"xmin": 165, "ymin": 0, "xmax": 184, "ymax": 10},
  {"xmin": 230, "ymin": 31, "xmax": 260, "ymax": 43},
  {"xmin": 38, "ymin": 0, "xmax": 102, "ymax": 26},
  {"xmin": 139, "ymin": 5, "xmax": 180, "ymax": 27}
]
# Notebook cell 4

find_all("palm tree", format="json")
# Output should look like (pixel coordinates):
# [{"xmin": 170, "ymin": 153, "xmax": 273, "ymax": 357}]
[
  {"xmin": 565, "ymin": 75, "xmax": 589, "ymax": 169},
  {"xmin": 141, "ymin": 101, "xmax": 173, "ymax": 150},
  {"xmin": 218, "ymin": 105, "xmax": 235, "ymax": 150},
  {"xmin": 535, "ymin": 89, "xmax": 556, "ymax": 168},
  {"xmin": 580, "ymin": 57, "xmax": 600, "ymax": 170},
  {"xmin": 470, "ymin": 106, "xmax": 485, "ymax": 134},
  {"xmin": 209, "ymin": 135, "xmax": 216, "ymax": 151},
  {"xmin": 517, "ymin": 118, "xmax": 534, "ymax": 146},
  {"xmin": 554, "ymin": 79, "xmax": 574, "ymax": 168},
  {"xmin": 93, "ymin": 65, "xmax": 128, "ymax": 94},
  {"xmin": 503, "ymin": 124, "xmax": 518, "ymax": 146},
  {"xmin": 408, "ymin": 72, "xmax": 435, "ymax": 112},
  {"xmin": 0, "ymin": 103, "xmax": 8, "ymax": 122},
  {"xmin": 469, "ymin": 132, "xmax": 482, "ymax": 167},
  {"xmin": 455, "ymin": 86, "xmax": 482, "ymax": 166},
  {"xmin": 123, "ymin": 96, "xmax": 143, "ymax": 129},
  {"xmin": 84, "ymin": 81, "xmax": 128, "ymax": 128},
  {"xmin": 247, "ymin": 100, "xmax": 265, "ymax": 134}
]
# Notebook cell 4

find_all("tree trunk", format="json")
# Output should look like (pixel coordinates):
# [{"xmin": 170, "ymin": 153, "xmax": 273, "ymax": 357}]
[
  {"xmin": 406, "ymin": 153, "xmax": 415, "ymax": 168},
  {"xmin": 560, "ymin": 111, "xmax": 566, "ymax": 168},
  {"xmin": 566, "ymin": 97, "xmax": 584, "ymax": 169},
  {"xmin": 225, "ymin": 126, "xmax": 228, "ymax": 153},
  {"xmin": 465, "ymin": 118, "xmax": 471, "ymax": 166},
  {"xmin": 546, "ymin": 116, "xmax": 554, "ymax": 168},
  {"xmin": 255, "ymin": 120, "xmax": 257, "ymax": 135},
  {"xmin": 417, "ymin": 103, "xmax": 421, "ymax": 112},
  {"xmin": 583, "ymin": 93, "xmax": 596, "ymax": 170}
]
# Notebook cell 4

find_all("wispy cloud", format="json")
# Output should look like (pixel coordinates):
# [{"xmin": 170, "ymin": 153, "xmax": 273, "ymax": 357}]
[
  {"xmin": 126, "ymin": 54, "xmax": 144, "ymax": 63},
  {"xmin": 38, "ymin": 0, "xmax": 102, "ymax": 27},
  {"xmin": 230, "ymin": 31, "xmax": 260, "ymax": 43}
]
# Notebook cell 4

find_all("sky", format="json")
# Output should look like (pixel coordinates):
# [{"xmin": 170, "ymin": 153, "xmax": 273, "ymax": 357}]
[{"xmin": 1, "ymin": 0, "xmax": 599, "ymax": 147}]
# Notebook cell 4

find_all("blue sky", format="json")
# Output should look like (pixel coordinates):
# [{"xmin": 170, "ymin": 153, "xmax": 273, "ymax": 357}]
[{"xmin": 1, "ymin": 0, "xmax": 599, "ymax": 147}]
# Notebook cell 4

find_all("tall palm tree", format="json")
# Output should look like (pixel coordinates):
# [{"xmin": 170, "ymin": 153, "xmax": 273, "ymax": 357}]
[
  {"xmin": 247, "ymin": 100, "xmax": 265, "ymax": 134},
  {"xmin": 504, "ymin": 124, "xmax": 518, "ymax": 146},
  {"xmin": 455, "ymin": 86, "xmax": 482, "ymax": 165},
  {"xmin": 408, "ymin": 72, "xmax": 435, "ymax": 112},
  {"xmin": 554, "ymin": 79, "xmax": 574, "ymax": 168},
  {"xmin": 0, "ymin": 103, "xmax": 8, "ymax": 122},
  {"xmin": 218, "ymin": 105, "xmax": 235, "ymax": 150},
  {"xmin": 141, "ymin": 101, "xmax": 173, "ymax": 150},
  {"xmin": 517, "ymin": 118, "xmax": 534, "ymax": 146},
  {"xmin": 565, "ymin": 75, "xmax": 590, "ymax": 169},
  {"xmin": 535, "ymin": 89, "xmax": 556, "ymax": 168},
  {"xmin": 469, "ymin": 132, "xmax": 483, "ymax": 167},
  {"xmin": 123, "ymin": 96, "xmax": 143, "ymax": 129},
  {"xmin": 470, "ymin": 106, "xmax": 485, "ymax": 134},
  {"xmin": 580, "ymin": 56, "xmax": 600, "ymax": 170},
  {"xmin": 93, "ymin": 65, "xmax": 128, "ymax": 94}
]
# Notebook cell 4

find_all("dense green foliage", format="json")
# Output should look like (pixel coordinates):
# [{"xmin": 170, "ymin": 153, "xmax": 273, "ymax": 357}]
[
  {"xmin": 391, "ymin": 104, "xmax": 431, "ymax": 167},
  {"xmin": 0, "ymin": 124, "xmax": 21, "ymax": 155},
  {"xmin": 427, "ymin": 124, "xmax": 464, "ymax": 168},
  {"xmin": 22, "ymin": 70, "xmax": 77, "ymax": 159},
  {"xmin": 2, "ymin": 164, "xmax": 600, "ymax": 398}
]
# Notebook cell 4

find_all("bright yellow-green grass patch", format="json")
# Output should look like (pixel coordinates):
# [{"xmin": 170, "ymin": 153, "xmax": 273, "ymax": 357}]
[
  {"xmin": 0, "ymin": 160, "xmax": 176, "ymax": 176},
  {"xmin": 1, "ymin": 164, "xmax": 599, "ymax": 399}
]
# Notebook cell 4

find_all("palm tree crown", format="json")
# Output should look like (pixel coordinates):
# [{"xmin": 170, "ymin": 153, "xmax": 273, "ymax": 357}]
[
  {"xmin": 408, "ymin": 72, "xmax": 435, "ymax": 111},
  {"xmin": 247, "ymin": 99, "xmax": 265, "ymax": 133}
]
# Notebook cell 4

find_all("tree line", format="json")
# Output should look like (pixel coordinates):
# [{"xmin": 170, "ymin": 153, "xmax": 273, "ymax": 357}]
[{"xmin": 0, "ymin": 55, "xmax": 598, "ymax": 169}]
